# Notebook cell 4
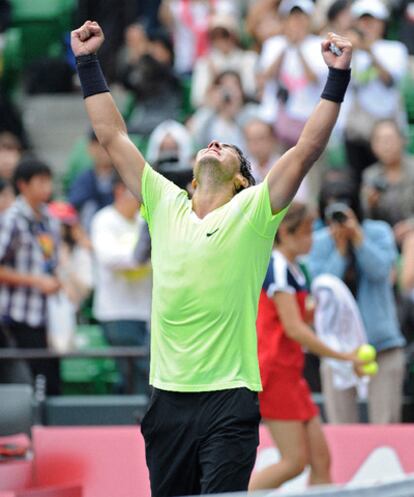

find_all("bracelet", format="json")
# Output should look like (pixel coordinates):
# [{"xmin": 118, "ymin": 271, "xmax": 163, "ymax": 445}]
[
  {"xmin": 76, "ymin": 53, "xmax": 109, "ymax": 99},
  {"xmin": 321, "ymin": 67, "xmax": 351, "ymax": 103}
]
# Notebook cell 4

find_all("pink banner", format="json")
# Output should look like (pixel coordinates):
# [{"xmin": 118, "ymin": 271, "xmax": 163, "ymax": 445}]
[{"xmin": 23, "ymin": 425, "xmax": 414, "ymax": 497}]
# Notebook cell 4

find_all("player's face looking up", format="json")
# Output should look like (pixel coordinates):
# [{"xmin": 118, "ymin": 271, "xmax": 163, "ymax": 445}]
[{"xmin": 194, "ymin": 141, "xmax": 254, "ymax": 194}]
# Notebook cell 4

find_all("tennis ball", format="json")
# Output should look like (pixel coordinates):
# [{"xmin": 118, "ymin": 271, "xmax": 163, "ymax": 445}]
[
  {"xmin": 357, "ymin": 344, "xmax": 376, "ymax": 362},
  {"xmin": 361, "ymin": 361, "xmax": 378, "ymax": 376}
]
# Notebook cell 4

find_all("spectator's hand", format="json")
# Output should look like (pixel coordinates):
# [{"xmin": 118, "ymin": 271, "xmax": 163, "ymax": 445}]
[
  {"xmin": 359, "ymin": 36, "xmax": 373, "ymax": 54},
  {"xmin": 125, "ymin": 23, "xmax": 148, "ymax": 63},
  {"xmin": 33, "ymin": 275, "xmax": 61, "ymax": 295},
  {"xmin": 343, "ymin": 208, "xmax": 364, "ymax": 247},
  {"xmin": 330, "ymin": 223, "xmax": 348, "ymax": 256},
  {"xmin": 321, "ymin": 32, "xmax": 352, "ymax": 70},
  {"xmin": 343, "ymin": 349, "xmax": 368, "ymax": 377},
  {"xmin": 205, "ymin": 85, "xmax": 223, "ymax": 110},
  {"xmin": 71, "ymin": 21, "xmax": 105, "ymax": 57},
  {"xmin": 394, "ymin": 219, "xmax": 414, "ymax": 245},
  {"xmin": 364, "ymin": 186, "xmax": 381, "ymax": 210}
]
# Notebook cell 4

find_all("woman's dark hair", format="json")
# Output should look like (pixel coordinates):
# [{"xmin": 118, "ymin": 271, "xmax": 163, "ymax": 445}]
[
  {"xmin": 214, "ymin": 70, "xmax": 243, "ymax": 92},
  {"xmin": 12, "ymin": 157, "xmax": 51, "ymax": 194},
  {"xmin": 228, "ymin": 144, "xmax": 256, "ymax": 192},
  {"xmin": 275, "ymin": 202, "xmax": 310, "ymax": 243},
  {"xmin": 148, "ymin": 28, "xmax": 175, "ymax": 66},
  {"xmin": 327, "ymin": 0, "xmax": 350, "ymax": 22},
  {"xmin": 318, "ymin": 172, "xmax": 363, "ymax": 223}
]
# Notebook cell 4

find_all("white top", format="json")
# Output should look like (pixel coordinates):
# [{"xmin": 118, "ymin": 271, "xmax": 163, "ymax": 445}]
[
  {"xmin": 191, "ymin": 48, "xmax": 258, "ymax": 107},
  {"xmin": 248, "ymin": 152, "xmax": 280, "ymax": 184},
  {"xmin": 347, "ymin": 40, "xmax": 408, "ymax": 119},
  {"xmin": 259, "ymin": 34, "xmax": 327, "ymax": 122},
  {"xmin": 169, "ymin": 0, "xmax": 239, "ymax": 74},
  {"xmin": 91, "ymin": 206, "xmax": 152, "ymax": 322}
]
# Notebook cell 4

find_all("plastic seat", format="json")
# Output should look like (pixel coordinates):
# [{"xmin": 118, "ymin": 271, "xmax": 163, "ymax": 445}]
[
  {"xmin": 401, "ymin": 73, "xmax": 414, "ymax": 124},
  {"xmin": 1, "ymin": 28, "xmax": 24, "ymax": 95},
  {"xmin": 0, "ymin": 384, "xmax": 34, "ymax": 437},
  {"xmin": 406, "ymin": 124, "xmax": 414, "ymax": 154},
  {"xmin": 10, "ymin": 0, "xmax": 75, "ymax": 24},
  {"xmin": 9, "ymin": 0, "xmax": 75, "ymax": 66},
  {"xmin": 60, "ymin": 325, "xmax": 120, "ymax": 395}
]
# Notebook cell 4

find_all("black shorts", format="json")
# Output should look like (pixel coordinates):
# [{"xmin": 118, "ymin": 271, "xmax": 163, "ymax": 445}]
[{"xmin": 140, "ymin": 387, "xmax": 261, "ymax": 497}]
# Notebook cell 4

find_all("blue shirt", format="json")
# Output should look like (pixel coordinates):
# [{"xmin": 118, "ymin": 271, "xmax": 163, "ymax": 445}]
[{"xmin": 307, "ymin": 220, "xmax": 405, "ymax": 352}]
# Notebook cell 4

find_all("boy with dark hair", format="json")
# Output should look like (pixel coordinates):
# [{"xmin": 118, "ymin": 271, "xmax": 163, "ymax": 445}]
[{"xmin": 0, "ymin": 158, "xmax": 61, "ymax": 394}]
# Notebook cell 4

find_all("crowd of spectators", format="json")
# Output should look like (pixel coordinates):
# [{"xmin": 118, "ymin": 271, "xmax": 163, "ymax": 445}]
[{"xmin": 0, "ymin": 0, "xmax": 414, "ymax": 419}]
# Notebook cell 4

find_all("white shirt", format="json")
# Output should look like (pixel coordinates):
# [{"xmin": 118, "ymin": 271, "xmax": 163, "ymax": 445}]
[
  {"xmin": 259, "ymin": 34, "xmax": 327, "ymax": 122},
  {"xmin": 191, "ymin": 49, "xmax": 258, "ymax": 107},
  {"xmin": 169, "ymin": 0, "xmax": 238, "ymax": 74},
  {"xmin": 349, "ymin": 40, "xmax": 408, "ymax": 119},
  {"xmin": 249, "ymin": 152, "xmax": 280, "ymax": 184},
  {"xmin": 91, "ymin": 206, "xmax": 152, "ymax": 322}
]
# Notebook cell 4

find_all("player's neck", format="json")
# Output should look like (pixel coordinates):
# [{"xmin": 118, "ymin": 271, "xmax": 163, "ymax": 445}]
[{"xmin": 192, "ymin": 185, "xmax": 234, "ymax": 219}]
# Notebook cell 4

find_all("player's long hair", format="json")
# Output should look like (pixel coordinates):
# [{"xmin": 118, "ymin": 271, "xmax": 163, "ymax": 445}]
[{"xmin": 229, "ymin": 144, "xmax": 256, "ymax": 193}]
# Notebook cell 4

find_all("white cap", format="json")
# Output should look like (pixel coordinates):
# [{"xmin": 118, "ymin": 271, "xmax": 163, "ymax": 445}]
[
  {"xmin": 351, "ymin": 0, "xmax": 389, "ymax": 20},
  {"xmin": 279, "ymin": 0, "xmax": 315, "ymax": 17}
]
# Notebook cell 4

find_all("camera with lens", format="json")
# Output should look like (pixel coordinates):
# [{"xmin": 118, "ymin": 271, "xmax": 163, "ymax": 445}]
[
  {"xmin": 154, "ymin": 153, "xmax": 193, "ymax": 191},
  {"xmin": 324, "ymin": 202, "xmax": 349, "ymax": 224},
  {"xmin": 276, "ymin": 84, "xmax": 289, "ymax": 104},
  {"xmin": 370, "ymin": 176, "xmax": 388, "ymax": 193},
  {"xmin": 221, "ymin": 89, "xmax": 233, "ymax": 104}
]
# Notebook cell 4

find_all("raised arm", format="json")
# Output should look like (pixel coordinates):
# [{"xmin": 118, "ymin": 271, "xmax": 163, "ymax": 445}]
[
  {"xmin": 71, "ymin": 21, "xmax": 146, "ymax": 201},
  {"xmin": 267, "ymin": 33, "xmax": 352, "ymax": 214}
]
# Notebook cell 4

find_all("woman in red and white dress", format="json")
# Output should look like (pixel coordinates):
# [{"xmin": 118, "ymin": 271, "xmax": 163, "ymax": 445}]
[{"xmin": 250, "ymin": 202, "xmax": 362, "ymax": 491}]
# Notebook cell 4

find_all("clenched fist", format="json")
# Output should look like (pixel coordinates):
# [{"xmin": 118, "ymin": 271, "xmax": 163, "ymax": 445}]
[
  {"xmin": 71, "ymin": 20, "xmax": 105, "ymax": 57},
  {"xmin": 321, "ymin": 32, "xmax": 352, "ymax": 70}
]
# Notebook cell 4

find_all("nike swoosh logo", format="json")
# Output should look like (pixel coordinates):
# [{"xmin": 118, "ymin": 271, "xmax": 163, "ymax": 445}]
[{"xmin": 206, "ymin": 228, "xmax": 219, "ymax": 237}]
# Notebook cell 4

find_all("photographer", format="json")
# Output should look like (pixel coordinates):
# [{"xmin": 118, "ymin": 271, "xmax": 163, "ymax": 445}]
[
  {"xmin": 146, "ymin": 119, "xmax": 194, "ymax": 192},
  {"xmin": 362, "ymin": 119, "xmax": 414, "ymax": 246},
  {"xmin": 308, "ymin": 173, "xmax": 406, "ymax": 423},
  {"xmin": 191, "ymin": 14, "xmax": 258, "ymax": 108},
  {"xmin": 343, "ymin": 0, "xmax": 408, "ymax": 185},
  {"xmin": 259, "ymin": 0, "xmax": 326, "ymax": 149},
  {"xmin": 189, "ymin": 69, "xmax": 260, "ymax": 150},
  {"xmin": 118, "ymin": 27, "xmax": 182, "ymax": 136}
]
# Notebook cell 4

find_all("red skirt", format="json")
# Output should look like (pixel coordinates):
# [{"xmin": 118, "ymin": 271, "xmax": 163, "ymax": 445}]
[{"xmin": 259, "ymin": 365, "xmax": 319, "ymax": 421}]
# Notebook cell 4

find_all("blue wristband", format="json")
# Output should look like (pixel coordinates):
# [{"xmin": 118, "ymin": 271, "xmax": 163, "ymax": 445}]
[
  {"xmin": 76, "ymin": 53, "xmax": 109, "ymax": 99},
  {"xmin": 321, "ymin": 67, "xmax": 351, "ymax": 103}
]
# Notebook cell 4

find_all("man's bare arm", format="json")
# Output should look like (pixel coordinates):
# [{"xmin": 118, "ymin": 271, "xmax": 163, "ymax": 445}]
[
  {"xmin": 0, "ymin": 267, "xmax": 60, "ymax": 295},
  {"xmin": 71, "ymin": 21, "xmax": 145, "ymax": 201},
  {"xmin": 267, "ymin": 33, "xmax": 352, "ymax": 214}
]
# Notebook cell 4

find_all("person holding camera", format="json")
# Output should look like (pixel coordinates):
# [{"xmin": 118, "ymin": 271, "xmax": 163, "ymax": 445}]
[
  {"xmin": 308, "ymin": 173, "xmax": 406, "ymax": 423},
  {"xmin": 259, "ymin": 0, "xmax": 326, "ymax": 150},
  {"xmin": 191, "ymin": 14, "xmax": 258, "ymax": 108},
  {"xmin": 362, "ymin": 119, "xmax": 414, "ymax": 246},
  {"xmin": 189, "ymin": 69, "xmax": 260, "ymax": 150},
  {"xmin": 343, "ymin": 0, "xmax": 408, "ymax": 185}
]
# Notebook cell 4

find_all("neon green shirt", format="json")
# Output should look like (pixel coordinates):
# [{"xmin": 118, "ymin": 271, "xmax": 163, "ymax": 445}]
[{"xmin": 141, "ymin": 163, "xmax": 288, "ymax": 392}]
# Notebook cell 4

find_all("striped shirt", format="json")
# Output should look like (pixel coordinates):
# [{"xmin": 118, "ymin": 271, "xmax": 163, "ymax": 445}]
[{"xmin": 0, "ymin": 197, "xmax": 60, "ymax": 327}]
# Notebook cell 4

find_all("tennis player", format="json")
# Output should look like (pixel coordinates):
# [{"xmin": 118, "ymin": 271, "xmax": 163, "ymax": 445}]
[{"xmin": 71, "ymin": 21, "xmax": 352, "ymax": 497}]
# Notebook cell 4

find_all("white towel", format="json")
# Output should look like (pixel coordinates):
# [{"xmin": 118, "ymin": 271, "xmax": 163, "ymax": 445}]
[{"xmin": 311, "ymin": 274, "xmax": 368, "ymax": 397}]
